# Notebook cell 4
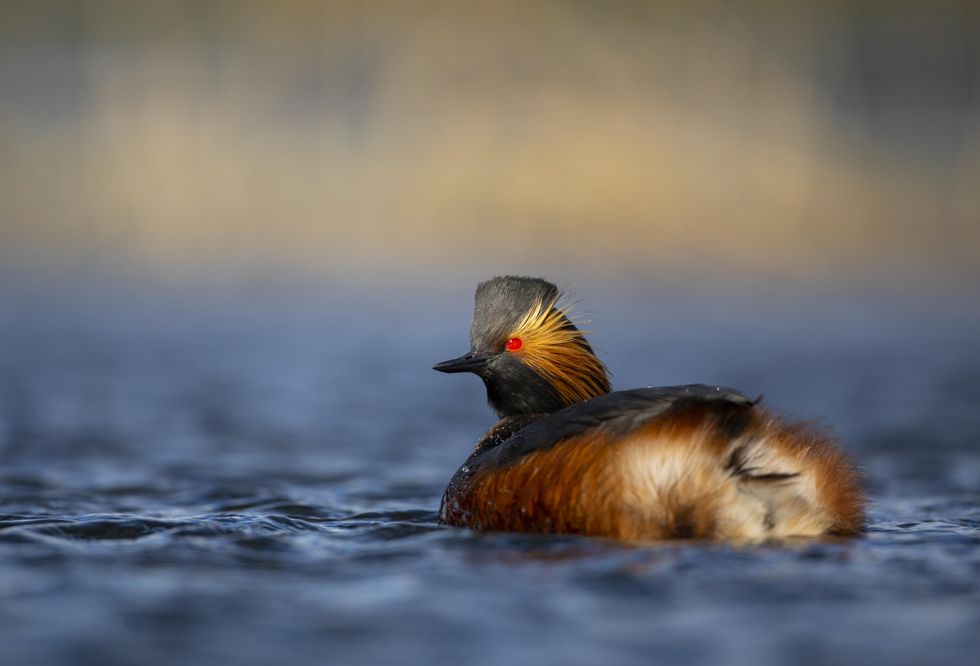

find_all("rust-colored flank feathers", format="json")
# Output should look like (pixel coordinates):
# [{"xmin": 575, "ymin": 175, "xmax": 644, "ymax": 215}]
[{"xmin": 434, "ymin": 276, "xmax": 866, "ymax": 541}]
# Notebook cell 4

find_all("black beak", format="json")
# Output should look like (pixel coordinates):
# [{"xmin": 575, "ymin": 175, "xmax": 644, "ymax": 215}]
[{"xmin": 432, "ymin": 351, "xmax": 493, "ymax": 374}]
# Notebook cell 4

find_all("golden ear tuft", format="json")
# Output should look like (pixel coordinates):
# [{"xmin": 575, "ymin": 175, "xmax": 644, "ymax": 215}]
[{"xmin": 509, "ymin": 296, "xmax": 610, "ymax": 405}]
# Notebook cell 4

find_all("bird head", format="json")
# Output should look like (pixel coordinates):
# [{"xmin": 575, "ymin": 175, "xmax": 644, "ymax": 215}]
[{"xmin": 433, "ymin": 276, "xmax": 611, "ymax": 418}]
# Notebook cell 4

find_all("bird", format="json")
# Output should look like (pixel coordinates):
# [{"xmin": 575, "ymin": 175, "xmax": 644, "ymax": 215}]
[{"xmin": 433, "ymin": 276, "xmax": 865, "ymax": 541}]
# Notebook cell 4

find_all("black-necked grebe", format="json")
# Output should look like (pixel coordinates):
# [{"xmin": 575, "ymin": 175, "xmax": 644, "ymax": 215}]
[{"xmin": 433, "ymin": 276, "xmax": 865, "ymax": 540}]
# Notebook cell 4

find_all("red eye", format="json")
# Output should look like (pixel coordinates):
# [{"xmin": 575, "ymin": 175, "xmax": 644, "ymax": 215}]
[{"xmin": 505, "ymin": 337, "xmax": 523, "ymax": 351}]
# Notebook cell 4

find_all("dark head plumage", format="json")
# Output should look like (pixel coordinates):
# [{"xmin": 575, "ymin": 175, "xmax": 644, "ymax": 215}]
[{"xmin": 434, "ymin": 276, "xmax": 611, "ymax": 417}]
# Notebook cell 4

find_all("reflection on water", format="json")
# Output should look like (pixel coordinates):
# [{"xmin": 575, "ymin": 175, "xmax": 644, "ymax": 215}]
[{"xmin": 1, "ymin": 284, "xmax": 978, "ymax": 666}]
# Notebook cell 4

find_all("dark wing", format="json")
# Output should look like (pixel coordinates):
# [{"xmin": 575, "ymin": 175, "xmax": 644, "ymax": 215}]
[{"xmin": 479, "ymin": 384, "xmax": 755, "ymax": 468}]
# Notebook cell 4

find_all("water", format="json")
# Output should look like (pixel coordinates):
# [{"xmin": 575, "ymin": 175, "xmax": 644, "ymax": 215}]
[{"xmin": 1, "ymin": 283, "xmax": 978, "ymax": 666}]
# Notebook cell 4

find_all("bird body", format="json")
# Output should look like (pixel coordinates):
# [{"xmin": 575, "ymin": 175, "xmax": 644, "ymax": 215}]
[{"xmin": 434, "ymin": 276, "xmax": 864, "ymax": 541}]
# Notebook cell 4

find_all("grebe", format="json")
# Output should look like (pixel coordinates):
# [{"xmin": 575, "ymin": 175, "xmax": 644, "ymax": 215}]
[{"xmin": 433, "ymin": 276, "xmax": 864, "ymax": 540}]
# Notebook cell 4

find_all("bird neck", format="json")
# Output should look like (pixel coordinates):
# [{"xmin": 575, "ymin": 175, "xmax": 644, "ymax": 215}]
[{"xmin": 483, "ymin": 346, "xmax": 611, "ymax": 418}]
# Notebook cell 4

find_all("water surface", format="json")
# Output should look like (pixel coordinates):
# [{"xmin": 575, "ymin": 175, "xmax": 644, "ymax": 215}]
[{"xmin": 1, "ymin": 284, "xmax": 978, "ymax": 666}]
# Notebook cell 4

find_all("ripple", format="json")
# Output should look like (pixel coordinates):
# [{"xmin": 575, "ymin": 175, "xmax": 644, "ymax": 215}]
[{"xmin": 1, "ymin": 298, "xmax": 979, "ymax": 666}]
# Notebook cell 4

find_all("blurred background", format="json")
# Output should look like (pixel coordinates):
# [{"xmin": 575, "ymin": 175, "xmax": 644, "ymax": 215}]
[
  {"xmin": 1, "ymin": 3, "xmax": 979, "ymax": 666},
  {"xmin": 2, "ymin": 0, "xmax": 979, "ymax": 289}
]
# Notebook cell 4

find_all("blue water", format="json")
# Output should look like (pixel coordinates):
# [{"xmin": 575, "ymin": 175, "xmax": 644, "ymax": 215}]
[{"xmin": 1, "ymin": 282, "xmax": 978, "ymax": 666}]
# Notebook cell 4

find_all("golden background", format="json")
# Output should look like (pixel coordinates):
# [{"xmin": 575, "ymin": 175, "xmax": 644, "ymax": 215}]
[{"xmin": 1, "ymin": 1, "xmax": 978, "ymax": 292}]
